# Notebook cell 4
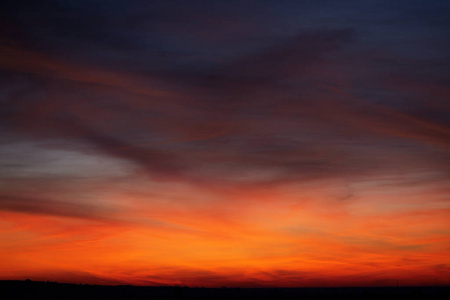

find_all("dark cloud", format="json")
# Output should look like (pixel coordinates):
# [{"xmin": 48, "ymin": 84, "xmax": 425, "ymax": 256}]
[
  {"xmin": 165, "ymin": 29, "xmax": 354, "ymax": 94},
  {"xmin": 0, "ymin": 194, "xmax": 114, "ymax": 221},
  {"xmin": 1, "ymin": 35, "xmax": 448, "ymax": 187}
]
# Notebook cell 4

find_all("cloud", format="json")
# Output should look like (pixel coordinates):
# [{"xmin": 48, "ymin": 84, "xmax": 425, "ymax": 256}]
[
  {"xmin": 0, "ymin": 194, "xmax": 115, "ymax": 221},
  {"xmin": 2, "ymin": 38, "xmax": 448, "ymax": 188}
]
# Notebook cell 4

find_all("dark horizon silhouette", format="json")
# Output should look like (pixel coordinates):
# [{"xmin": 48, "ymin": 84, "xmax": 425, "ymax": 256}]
[{"xmin": 1, "ymin": 279, "xmax": 449, "ymax": 300}]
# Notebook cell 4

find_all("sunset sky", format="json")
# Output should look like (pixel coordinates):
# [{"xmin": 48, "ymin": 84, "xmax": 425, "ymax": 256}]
[{"xmin": 1, "ymin": 0, "xmax": 449, "ymax": 287}]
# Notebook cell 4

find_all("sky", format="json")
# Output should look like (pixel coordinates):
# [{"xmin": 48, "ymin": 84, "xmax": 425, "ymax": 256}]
[{"xmin": 0, "ymin": 0, "xmax": 449, "ymax": 287}]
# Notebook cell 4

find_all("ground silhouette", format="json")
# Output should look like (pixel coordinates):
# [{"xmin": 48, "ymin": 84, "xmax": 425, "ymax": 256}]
[{"xmin": 1, "ymin": 280, "xmax": 449, "ymax": 300}]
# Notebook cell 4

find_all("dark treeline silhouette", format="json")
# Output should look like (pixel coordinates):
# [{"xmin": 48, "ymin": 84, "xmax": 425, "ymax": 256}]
[{"xmin": 0, "ymin": 280, "xmax": 448, "ymax": 300}]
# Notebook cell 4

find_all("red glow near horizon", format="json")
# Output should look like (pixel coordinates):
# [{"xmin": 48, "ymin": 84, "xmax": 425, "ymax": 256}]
[{"xmin": 1, "ymin": 177, "xmax": 449, "ymax": 287}]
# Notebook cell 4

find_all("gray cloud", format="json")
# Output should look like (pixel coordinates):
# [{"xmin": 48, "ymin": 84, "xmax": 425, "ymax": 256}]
[{"xmin": 0, "ymin": 194, "xmax": 115, "ymax": 221}]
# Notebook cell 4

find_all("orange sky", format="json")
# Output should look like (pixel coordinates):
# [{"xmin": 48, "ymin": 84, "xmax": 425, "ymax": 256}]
[{"xmin": 1, "ymin": 175, "xmax": 449, "ymax": 286}]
